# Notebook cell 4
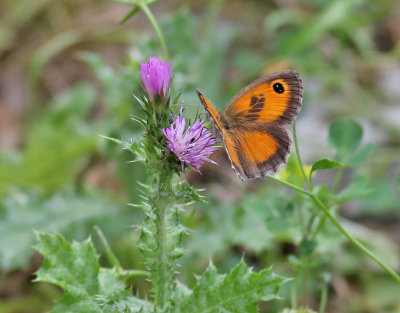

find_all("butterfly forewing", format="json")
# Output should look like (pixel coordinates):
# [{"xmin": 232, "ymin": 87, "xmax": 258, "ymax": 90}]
[
  {"xmin": 196, "ymin": 89, "xmax": 242, "ymax": 174},
  {"xmin": 225, "ymin": 70, "xmax": 302, "ymax": 125}
]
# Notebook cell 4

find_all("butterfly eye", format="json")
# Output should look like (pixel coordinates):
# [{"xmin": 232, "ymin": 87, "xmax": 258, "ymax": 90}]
[{"xmin": 273, "ymin": 82, "xmax": 284, "ymax": 94}]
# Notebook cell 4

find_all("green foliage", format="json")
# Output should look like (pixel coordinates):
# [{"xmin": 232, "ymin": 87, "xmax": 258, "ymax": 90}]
[
  {"xmin": 174, "ymin": 261, "xmax": 285, "ymax": 313},
  {"xmin": 336, "ymin": 176, "xmax": 373, "ymax": 202},
  {"xmin": 328, "ymin": 120, "xmax": 362, "ymax": 161},
  {"xmin": 35, "ymin": 233, "xmax": 285, "ymax": 313},
  {"xmin": 0, "ymin": 190, "xmax": 129, "ymax": 271},
  {"xmin": 187, "ymin": 191, "xmax": 301, "ymax": 258},
  {"xmin": 310, "ymin": 159, "xmax": 343, "ymax": 176},
  {"xmin": 0, "ymin": 84, "xmax": 97, "ymax": 194},
  {"xmin": 35, "ymin": 233, "xmax": 152, "ymax": 313},
  {"xmin": 345, "ymin": 143, "xmax": 375, "ymax": 166}
]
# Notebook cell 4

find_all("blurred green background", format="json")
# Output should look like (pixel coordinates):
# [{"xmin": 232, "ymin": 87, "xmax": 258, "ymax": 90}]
[{"xmin": 0, "ymin": 0, "xmax": 400, "ymax": 312}]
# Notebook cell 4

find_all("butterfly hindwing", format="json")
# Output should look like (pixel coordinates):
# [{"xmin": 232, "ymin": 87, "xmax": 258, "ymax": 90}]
[
  {"xmin": 225, "ymin": 70, "xmax": 302, "ymax": 124},
  {"xmin": 230, "ymin": 124, "xmax": 291, "ymax": 179}
]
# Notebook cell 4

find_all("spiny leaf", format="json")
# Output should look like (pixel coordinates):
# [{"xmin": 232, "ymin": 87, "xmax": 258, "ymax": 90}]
[
  {"xmin": 174, "ymin": 260, "xmax": 286, "ymax": 313},
  {"xmin": 34, "ymin": 232, "xmax": 152, "ymax": 313},
  {"xmin": 102, "ymin": 135, "xmax": 147, "ymax": 162},
  {"xmin": 172, "ymin": 181, "xmax": 205, "ymax": 202}
]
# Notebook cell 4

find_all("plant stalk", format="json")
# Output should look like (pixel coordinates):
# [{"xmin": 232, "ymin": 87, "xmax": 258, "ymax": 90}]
[
  {"xmin": 310, "ymin": 193, "xmax": 400, "ymax": 282},
  {"xmin": 94, "ymin": 226, "xmax": 121, "ymax": 268},
  {"xmin": 318, "ymin": 281, "xmax": 328, "ymax": 313},
  {"xmin": 293, "ymin": 122, "xmax": 313, "ymax": 191},
  {"xmin": 138, "ymin": 2, "xmax": 169, "ymax": 59},
  {"xmin": 268, "ymin": 173, "xmax": 400, "ymax": 282},
  {"xmin": 290, "ymin": 277, "xmax": 298, "ymax": 309},
  {"xmin": 153, "ymin": 171, "xmax": 173, "ymax": 309}
]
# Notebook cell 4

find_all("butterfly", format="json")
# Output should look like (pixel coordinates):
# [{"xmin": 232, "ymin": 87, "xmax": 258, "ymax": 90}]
[{"xmin": 196, "ymin": 70, "xmax": 303, "ymax": 180}]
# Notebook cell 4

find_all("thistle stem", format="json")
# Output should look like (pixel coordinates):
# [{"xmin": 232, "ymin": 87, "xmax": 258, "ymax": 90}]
[
  {"xmin": 153, "ymin": 171, "xmax": 173, "ymax": 309},
  {"xmin": 155, "ymin": 202, "xmax": 168, "ymax": 307},
  {"xmin": 138, "ymin": 2, "xmax": 169, "ymax": 59}
]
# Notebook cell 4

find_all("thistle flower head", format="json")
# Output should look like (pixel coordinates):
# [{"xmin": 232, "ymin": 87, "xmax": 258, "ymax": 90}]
[
  {"xmin": 162, "ymin": 108, "xmax": 218, "ymax": 172},
  {"xmin": 140, "ymin": 56, "xmax": 172, "ymax": 104}
]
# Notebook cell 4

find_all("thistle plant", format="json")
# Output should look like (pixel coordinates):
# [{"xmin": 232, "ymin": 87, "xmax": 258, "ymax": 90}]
[
  {"xmin": 131, "ymin": 56, "xmax": 216, "ymax": 310},
  {"xmin": 101, "ymin": 56, "xmax": 285, "ymax": 312}
]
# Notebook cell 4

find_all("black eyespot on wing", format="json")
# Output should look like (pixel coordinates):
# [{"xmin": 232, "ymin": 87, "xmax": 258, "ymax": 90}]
[{"xmin": 273, "ymin": 82, "xmax": 284, "ymax": 93}]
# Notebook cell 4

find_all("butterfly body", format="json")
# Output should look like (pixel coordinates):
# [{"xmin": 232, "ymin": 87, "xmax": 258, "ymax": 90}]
[{"xmin": 197, "ymin": 70, "xmax": 302, "ymax": 180}]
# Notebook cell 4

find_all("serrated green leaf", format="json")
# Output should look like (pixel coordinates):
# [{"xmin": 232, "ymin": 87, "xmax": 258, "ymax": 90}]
[
  {"xmin": 172, "ymin": 181, "xmax": 205, "ymax": 202},
  {"xmin": 34, "ymin": 233, "xmax": 152, "ymax": 313},
  {"xmin": 310, "ymin": 158, "xmax": 343, "ymax": 176},
  {"xmin": 174, "ymin": 260, "xmax": 286, "ymax": 313},
  {"xmin": 328, "ymin": 120, "xmax": 362, "ymax": 160},
  {"xmin": 35, "ymin": 233, "xmax": 100, "ymax": 296},
  {"xmin": 102, "ymin": 135, "xmax": 147, "ymax": 163}
]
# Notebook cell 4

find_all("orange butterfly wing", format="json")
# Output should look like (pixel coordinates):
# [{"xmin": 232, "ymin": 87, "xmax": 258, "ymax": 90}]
[
  {"xmin": 233, "ymin": 126, "xmax": 291, "ymax": 179},
  {"xmin": 197, "ymin": 70, "xmax": 302, "ymax": 180},
  {"xmin": 225, "ymin": 70, "xmax": 302, "ymax": 124}
]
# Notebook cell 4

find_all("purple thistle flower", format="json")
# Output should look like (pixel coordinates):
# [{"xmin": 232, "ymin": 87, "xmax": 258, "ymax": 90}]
[
  {"xmin": 162, "ymin": 108, "xmax": 218, "ymax": 172},
  {"xmin": 140, "ymin": 56, "xmax": 172, "ymax": 104}
]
